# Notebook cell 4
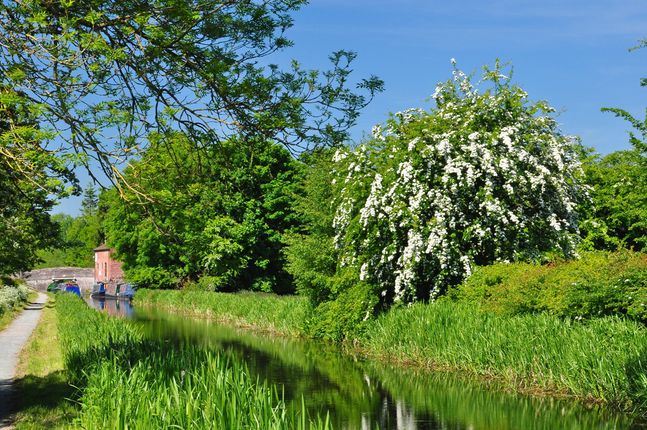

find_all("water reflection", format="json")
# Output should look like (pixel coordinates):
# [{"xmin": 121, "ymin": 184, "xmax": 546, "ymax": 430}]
[
  {"xmin": 86, "ymin": 301, "xmax": 644, "ymax": 429},
  {"xmin": 86, "ymin": 297, "xmax": 134, "ymax": 318}
]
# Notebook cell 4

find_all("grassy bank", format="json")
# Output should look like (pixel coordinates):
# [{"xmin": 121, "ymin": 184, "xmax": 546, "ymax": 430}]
[
  {"xmin": 38, "ymin": 294, "xmax": 329, "ymax": 429},
  {"xmin": 135, "ymin": 289, "xmax": 309, "ymax": 336},
  {"xmin": 136, "ymin": 286, "xmax": 647, "ymax": 415},
  {"xmin": 360, "ymin": 300, "xmax": 647, "ymax": 412}
]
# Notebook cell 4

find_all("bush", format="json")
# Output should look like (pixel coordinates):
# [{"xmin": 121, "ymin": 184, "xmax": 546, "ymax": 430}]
[
  {"xmin": 304, "ymin": 281, "xmax": 379, "ymax": 342},
  {"xmin": 329, "ymin": 61, "xmax": 585, "ymax": 305},
  {"xmin": 451, "ymin": 251, "xmax": 647, "ymax": 322},
  {"xmin": 0, "ymin": 284, "xmax": 29, "ymax": 316}
]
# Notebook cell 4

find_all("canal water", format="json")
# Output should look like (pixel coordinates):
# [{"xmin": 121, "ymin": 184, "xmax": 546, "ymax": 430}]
[{"xmin": 87, "ymin": 297, "xmax": 645, "ymax": 430}]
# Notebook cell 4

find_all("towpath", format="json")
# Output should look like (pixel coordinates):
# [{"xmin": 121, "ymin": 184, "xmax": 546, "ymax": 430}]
[{"xmin": 0, "ymin": 292, "xmax": 48, "ymax": 429}]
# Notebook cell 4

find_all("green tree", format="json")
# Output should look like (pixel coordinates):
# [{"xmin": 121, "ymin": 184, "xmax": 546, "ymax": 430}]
[
  {"xmin": 284, "ymin": 149, "xmax": 339, "ymax": 303},
  {"xmin": 579, "ymin": 150, "xmax": 646, "ymax": 251},
  {"xmin": 586, "ymin": 38, "xmax": 647, "ymax": 250},
  {"xmin": 103, "ymin": 133, "xmax": 300, "ymax": 291},
  {"xmin": 82, "ymin": 186, "xmax": 99, "ymax": 216},
  {"xmin": 0, "ymin": 86, "xmax": 74, "ymax": 274},
  {"xmin": 0, "ymin": 0, "xmax": 383, "ymax": 185}
]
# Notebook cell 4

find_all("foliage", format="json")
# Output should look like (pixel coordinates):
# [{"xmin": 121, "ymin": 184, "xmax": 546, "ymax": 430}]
[
  {"xmin": 0, "ymin": 86, "xmax": 74, "ymax": 275},
  {"xmin": 36, "ymin": 188, "xmax": 104, "ymax": 268},
  {"xmin": 329, "ymin": 61, "xmax": 586, "ymax": 305},
  {"xmin": 601, "ymin": 39, "xmax": 646, "ymax": 158},
  {"xmin": 304, "ymin": 281, "xmax": 378, "ymax": 342},
  {"xmin": 579, "ymin": 150, "xmax": 646, "ymax": 251},
  {"xmin": 0, "ymin": 0, "xmax": 383, "ymax": 183},
  {"xmin": 586, "ymin": 41, "xmax": 647, "ymax": 251},
  {"xmin": 284, "ymin": 150, "xmax": 381, "ymax": 338},
  {"xmin": 451, "ymin": 251, "xmax": 647, "ymax": 323},
  {"xmin": 0, "ymin": 284, "xmax": 29, "ymax": 316},
  {"xmin": 284, "ymin": 149, "xmax": 339, "ymax": 304},
  {"xmin": 103, "ymin": 133, "xmax": 300, "ymax": 292},
  {"xmin": 360, "ymin": 299, "xmax": 647, "ymax": 412}
]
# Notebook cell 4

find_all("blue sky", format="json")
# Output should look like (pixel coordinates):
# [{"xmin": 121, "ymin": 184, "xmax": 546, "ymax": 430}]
[{"xmin": 54, "ymin": 0, "xmax": 646, "ymax": 214}]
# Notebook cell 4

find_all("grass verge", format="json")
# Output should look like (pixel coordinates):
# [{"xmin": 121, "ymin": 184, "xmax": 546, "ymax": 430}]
[{"xmin": 358, "ymin": 300, "xmax": 647, "ymax": 414}]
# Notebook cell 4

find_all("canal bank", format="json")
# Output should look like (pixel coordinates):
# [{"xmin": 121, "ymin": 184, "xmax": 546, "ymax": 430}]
[
  {"xmin": 133, "ymin": 289, "xmax": 647, "ymax": 419},
  {"xmin": 91, "ymin": 296, "xmax": 645, "ymax": 429},
  {"xmin": 12, "ymin": 294, "xmax": 647, "ymax": 429}
]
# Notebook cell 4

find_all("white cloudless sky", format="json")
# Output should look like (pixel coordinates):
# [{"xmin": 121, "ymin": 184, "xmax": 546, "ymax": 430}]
[{"xmin": 53, "ymin": 0, "xmax": 646, "ymax": 215}]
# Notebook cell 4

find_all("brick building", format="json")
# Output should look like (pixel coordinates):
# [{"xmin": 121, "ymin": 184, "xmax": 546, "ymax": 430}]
[{"xmin": 94, "ymin": 245, "xmax": 124, "ymax": 283}]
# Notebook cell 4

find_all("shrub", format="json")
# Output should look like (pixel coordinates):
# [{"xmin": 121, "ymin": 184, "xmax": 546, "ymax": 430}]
[
  {"xmin": 304, "ymin": 280, "xmax": 379, "ymax": 342},
  {"xmin": 330, "ymin": 60, "xmax": 586, "ymax": 305},
  {"xmin": 0, "ymin": 284, "xmax": 29, "ymax": 316},
  {"xmin": 451, "ymin": 251, "xmax": 647, "ymax": 322}
]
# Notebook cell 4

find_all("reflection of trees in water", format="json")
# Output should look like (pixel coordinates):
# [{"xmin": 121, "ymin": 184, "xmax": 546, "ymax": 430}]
[{"xmin": 123, "ymin": 307, "xmax": 637, "ymax": 430}]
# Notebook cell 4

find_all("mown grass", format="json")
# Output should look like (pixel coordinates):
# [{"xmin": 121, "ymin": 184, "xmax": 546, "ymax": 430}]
[
  {"xmin": 358, "ymin": 300, "xmax": 647, "ymax": 414},
  {"xmin": 135, "ymin": 289, "xmax": 309, "ymax": 336},
  {"xmin": 13, "ymin": 295, "xmax": 77, "ymax": 429},
  {"xmin": 55, "ymin": 294, "xmax": 329, "ymax": 429}
]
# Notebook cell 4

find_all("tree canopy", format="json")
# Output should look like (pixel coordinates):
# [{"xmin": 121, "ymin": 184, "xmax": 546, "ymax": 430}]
[
  {"xmin": 0, "ymin": 0, "xmax": 383, "ymax": 187},
  {"xmin": 0, "ymin": 85, "xmax": 71, "ymax": 274},
  {"xmin": 103, "ymin": 132, "xmax": 300, "ymax": 291}
]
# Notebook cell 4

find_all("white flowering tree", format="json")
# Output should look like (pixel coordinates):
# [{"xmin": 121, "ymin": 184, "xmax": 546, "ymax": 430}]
[{"xmin": 331, "ymin": 61, "xmax": 586, "ymax": 304}]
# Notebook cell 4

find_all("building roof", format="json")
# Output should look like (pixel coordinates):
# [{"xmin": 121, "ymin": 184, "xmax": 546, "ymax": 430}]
[{"xmin": 93, "ymin": 244, "xmax": 111, "ymax": 252}]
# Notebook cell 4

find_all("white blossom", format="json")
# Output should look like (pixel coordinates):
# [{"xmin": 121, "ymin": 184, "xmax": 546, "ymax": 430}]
[{"xmin": 330, "ymin": 62, "xmax": 584, "ymax": 304}]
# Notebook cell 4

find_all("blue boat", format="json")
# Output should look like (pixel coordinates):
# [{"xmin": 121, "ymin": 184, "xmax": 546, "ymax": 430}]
[{"xmin": 47, "ymin": 278, "xmax": 81, "ymax": 297}]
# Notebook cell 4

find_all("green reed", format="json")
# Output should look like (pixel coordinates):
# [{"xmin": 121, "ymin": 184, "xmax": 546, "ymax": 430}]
[
  {"xmin": 359, "ymin": 300, "xmax": 647, "ymax": 414},
  {"xmin": 55, "ymin": 294, "xmax": 329, "ymax": 429}
]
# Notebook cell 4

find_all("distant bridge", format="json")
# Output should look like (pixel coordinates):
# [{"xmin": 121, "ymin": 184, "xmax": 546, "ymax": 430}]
[{"xmin": 20, "ymin": 267, "xmax": 95, "ymax": 293}]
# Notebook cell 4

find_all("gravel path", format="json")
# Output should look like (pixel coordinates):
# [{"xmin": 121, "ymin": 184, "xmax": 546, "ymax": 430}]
[{"xmin": 0, "ymin": 292, "xmax": 48, "ymax": 428}]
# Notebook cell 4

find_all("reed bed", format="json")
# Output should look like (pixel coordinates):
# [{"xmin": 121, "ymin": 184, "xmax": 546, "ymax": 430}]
[
  {"xmin": 135, "ymin": 289, "xmax": 309, "ymax": 336},
  {"xmin": 56, "ymin": 294, "xmax": 329, "ymax": 429},
  {"xmin": 359, "ymin": 300, "xmax": 647, "ymax": 413}
]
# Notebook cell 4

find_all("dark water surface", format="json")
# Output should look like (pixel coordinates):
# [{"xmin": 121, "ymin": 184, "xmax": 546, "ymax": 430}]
[{"xmin": 87, "ymin": 297, "xmax": 645, "ymax": 430}]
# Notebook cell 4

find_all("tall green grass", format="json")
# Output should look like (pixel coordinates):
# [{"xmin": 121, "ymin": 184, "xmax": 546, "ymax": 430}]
[
  {"xmin": 56, "ymin": 294, "xmax": 329, "ymax": 429},
  {"xmin": 135, "ymin": 289, "xmax": 309, "ymax": 336},
  {"xmin": 359, "ymin": 300, "xmax": 647, "ymax": 414}
]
